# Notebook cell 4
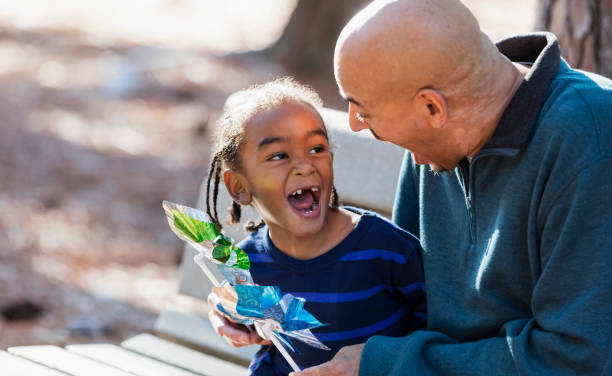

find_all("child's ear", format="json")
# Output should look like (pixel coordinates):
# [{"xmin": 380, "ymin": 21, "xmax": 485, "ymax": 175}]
[{"xmin": 223, "ymin": 169, "xmax": 252, "ymax": 205}]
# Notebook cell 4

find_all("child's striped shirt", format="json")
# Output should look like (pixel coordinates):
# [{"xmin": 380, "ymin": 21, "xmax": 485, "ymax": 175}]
[{"xmin": 238, "ymin": 208, "xmax": 427, "ymax": 375}]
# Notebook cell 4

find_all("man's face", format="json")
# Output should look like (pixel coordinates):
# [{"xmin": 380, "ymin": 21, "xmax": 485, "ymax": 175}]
[{"xmin": 336, "ymin": 74, "xmax": 452, "ymax": 173}]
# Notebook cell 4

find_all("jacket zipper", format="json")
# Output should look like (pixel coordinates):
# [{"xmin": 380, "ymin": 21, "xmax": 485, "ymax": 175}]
[
  {"xmin": 458, "ymin": 149, "xmax": 521, "ymax": 244},
  {"xmin": 459, "ymin": 158, "xmax": 475, "ymax": 242}
]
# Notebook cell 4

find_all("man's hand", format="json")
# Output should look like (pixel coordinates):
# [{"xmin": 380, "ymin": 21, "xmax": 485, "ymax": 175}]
[
  {"xmin": 289, "ymin": 343, "xmax": 365, "ymax": 376},
  {"xmin": 207, "ymin": 291, "xmax": 271, "ymax": 347}
]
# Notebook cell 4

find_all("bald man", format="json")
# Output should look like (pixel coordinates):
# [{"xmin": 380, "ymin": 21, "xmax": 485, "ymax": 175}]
[{"xmin": 292, "ymin": 0, "xmax": 612, "ymax": 375}]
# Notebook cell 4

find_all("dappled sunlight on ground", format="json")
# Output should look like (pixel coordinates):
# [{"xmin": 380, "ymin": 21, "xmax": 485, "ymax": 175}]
[{"xmin": 0, "ymin": 0, "xmax": 290, "ymax": 348}]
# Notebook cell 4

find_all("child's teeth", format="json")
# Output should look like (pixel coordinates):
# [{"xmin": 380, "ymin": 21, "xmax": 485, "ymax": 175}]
[
  {"xmin": 312, "ymin": 188, "xmax": 319, "ymax": 192},
  {"xmin": 296, "ymin": 189, "xmax": 302, "ymax": 195}
]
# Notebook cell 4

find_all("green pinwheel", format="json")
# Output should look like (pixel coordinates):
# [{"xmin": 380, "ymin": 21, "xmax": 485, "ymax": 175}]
[{"xmin": 162, "ymin": 200, "xmax": 253, "ymax": 285}]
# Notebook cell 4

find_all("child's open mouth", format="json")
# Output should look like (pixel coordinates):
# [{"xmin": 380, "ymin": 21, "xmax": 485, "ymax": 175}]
[{"xmin": 287, "ymin": 187, "xmax": 321, "ymax": 218}]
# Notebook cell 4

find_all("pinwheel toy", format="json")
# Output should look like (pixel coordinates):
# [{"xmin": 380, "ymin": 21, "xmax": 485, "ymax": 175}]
[
  {"xmin": 212, "ymin": 284, "xmax": 330, "ymax": 371},
  {"xmin": 162, "ymin": 200, "xmax": 329, "ymax": 372},
  {"xmin": 162, "ymin": 200, "xmax": 253, "ymax": 286}
]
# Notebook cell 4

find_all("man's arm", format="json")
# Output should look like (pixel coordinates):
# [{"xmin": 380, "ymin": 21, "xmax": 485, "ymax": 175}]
[{"xmin": 360, "ymin": 155, "xmax": 612, "ymax": 375}]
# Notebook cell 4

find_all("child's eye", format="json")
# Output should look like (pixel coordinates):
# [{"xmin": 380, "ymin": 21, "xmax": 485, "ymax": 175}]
[
  {"xmin": 309, "ymin": 146, "xmax": 326, "ymax": 154},
  {"xmin": 268, "ymin": 152, "xmax": 287, "ymax": 161}
]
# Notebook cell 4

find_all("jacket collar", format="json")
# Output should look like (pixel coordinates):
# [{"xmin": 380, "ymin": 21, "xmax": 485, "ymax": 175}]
[{"xmin": 480, "ymin": 32, "xmax": 561, "ymax": 151}]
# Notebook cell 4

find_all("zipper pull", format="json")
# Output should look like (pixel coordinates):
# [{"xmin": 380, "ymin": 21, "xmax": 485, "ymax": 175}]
[{"xmin": 466, "ymin": 195, "xmax": 471, "ymax": 210}]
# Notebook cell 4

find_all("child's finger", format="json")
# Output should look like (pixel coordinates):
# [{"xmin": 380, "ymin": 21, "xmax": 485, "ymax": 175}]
[
  {"xmin": 207, "ymin": 291, "xmax": 221, "ymax": 309},
  {"xmin": 208, "ymin": 308, "xmax": 229, "ymax": 335},
  {"xmin": 243, "ymin": 328, "xmax": 269, "ymax": 346},
  {"xmin": 219, "ymin": 322, "xmax": 250, "ymax": 343},
  {"xmin": 208, "ymin": 291, "xmax": 242, "ymax": 324},
  {"xmin": 210, "ymin": 311, "xmax": 254, "ymax": 346},
  {"xmin": 208, "ymin": 292, "xmax": 273, "ymax": 347},
  {"xmin": 254, "ymin": 336, "xmax": 273, "ymax": 346}
]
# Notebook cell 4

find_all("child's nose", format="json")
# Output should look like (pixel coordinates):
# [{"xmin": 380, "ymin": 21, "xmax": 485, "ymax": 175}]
[{"xmin": 292, "ymin": 157, "xmax": 315, "ymax": 176}]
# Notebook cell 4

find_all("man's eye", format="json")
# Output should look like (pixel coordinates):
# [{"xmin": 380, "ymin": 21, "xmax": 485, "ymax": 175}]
[
  {"xmin": 356, "ymin": 112, "xmax": 369, "ymax": 122},
  {"xmin": 268, "ymin": 153, "xmax": 287, "ymax": 161}
]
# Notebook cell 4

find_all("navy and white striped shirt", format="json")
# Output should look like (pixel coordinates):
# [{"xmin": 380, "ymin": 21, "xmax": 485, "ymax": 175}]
[{"xmin": 238, "ymin": 208, "xmax": 426, "ymax": 375}]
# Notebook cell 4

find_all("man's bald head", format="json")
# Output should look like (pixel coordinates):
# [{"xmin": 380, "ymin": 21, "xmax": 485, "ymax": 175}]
[
  {"xmin": 333, "ymin": 0, "xmax": 525, "ymax": 171},
  {"xmin": 335, "ymin": 0, "xmax": 498, "ymax": 105}
]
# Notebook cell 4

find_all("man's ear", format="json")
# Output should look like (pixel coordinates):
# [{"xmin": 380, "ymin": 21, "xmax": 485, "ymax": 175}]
[
  {"xmin": 416, "ymin": 88, "xmax": 447, "ymax": 129},
  {"xmin": 223, "ymin": 170, "xmax": 252, "ymax": 205}
]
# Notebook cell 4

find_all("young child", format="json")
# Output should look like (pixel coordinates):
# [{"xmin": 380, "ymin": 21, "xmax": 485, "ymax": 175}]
[{"xmin": 206, "ymin": 77, "xmax": 426, "ymax": 376}]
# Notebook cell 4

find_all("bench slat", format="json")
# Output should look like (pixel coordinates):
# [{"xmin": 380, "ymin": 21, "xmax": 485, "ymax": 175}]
[
  {"xmin": 0, "ymin": 350, "xmax": 67, "ymax": 376},
  {"xmin": 67, "ymin": 343, "xmax": 199, "ymax": 376},
  {"xmin": 8, "ymin": 346, "xmax": 133, "ymax": 376},
  {"xmin": 122, "ymin": 333, "xmax": 248, "ymax": 376},
  {"xmin": 153, "ymin": 309, "xmax": 256, "ymax": 366}
]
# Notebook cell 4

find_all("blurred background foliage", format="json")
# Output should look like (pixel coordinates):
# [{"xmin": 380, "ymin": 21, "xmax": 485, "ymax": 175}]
[{"xmin": 0, "ymin": 0, "xmax": 608, "ymax": 349}]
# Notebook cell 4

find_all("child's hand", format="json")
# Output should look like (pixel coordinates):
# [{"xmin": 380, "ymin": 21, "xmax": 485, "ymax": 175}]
[{"xmin": 207, "ymin": 291, "xmax": 272, "ymax": 347}]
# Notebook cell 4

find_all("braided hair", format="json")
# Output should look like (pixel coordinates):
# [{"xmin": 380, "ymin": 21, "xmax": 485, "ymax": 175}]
[{"xmin": 205, "ymin": 77, "xmax": 341, "ymax": 233}]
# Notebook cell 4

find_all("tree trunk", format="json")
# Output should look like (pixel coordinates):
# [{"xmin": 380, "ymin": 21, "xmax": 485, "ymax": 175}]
[
  {"xmin": 266, "ymin": 0, "xmax": 370, "ymax": 80},
  {"xmin": 535, "ymin": 0, "xmax": 612, "ymax": 78}
]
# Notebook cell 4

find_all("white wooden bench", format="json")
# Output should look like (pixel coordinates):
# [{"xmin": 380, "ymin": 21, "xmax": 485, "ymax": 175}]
[
  {"xmin": 4, "ymin": 107, "xmax": 405, "ymax": 374},
  {"xmin": 3, "ymin": 334, "xmax": 248, "ymax": 375}
]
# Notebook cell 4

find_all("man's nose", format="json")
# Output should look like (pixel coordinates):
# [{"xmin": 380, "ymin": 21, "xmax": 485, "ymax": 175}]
[{"xmin": 348, "ymin": 102, "xmax": 368, "ymax": 132}]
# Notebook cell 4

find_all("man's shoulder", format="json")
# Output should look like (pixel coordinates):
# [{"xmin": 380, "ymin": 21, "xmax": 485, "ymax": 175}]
[
  {"xmin": 552, "ymin": 61, "xmax": 612, "ymax": 91},
  {"xmin": 546, "ymin": 64, "xmax": 611, "ymax": 126},
  {"xmin": 536, "ymin": 63, "xmax": 612, "ymax": 159}
]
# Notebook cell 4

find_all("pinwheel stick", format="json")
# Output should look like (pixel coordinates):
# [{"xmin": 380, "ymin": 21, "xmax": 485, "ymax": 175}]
[
  {"xmin": 193, "ymin": 252, "xmax": 221, "ymax": 287},
  {"xmin": 261, "ymin": 322, "xmax": 301, "ymax": 373}
]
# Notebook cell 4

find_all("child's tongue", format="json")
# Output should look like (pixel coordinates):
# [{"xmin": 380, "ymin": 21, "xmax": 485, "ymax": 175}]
[{"xmin": 288, "ymin": 190, "xmax": 315, "ymax": 211}]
